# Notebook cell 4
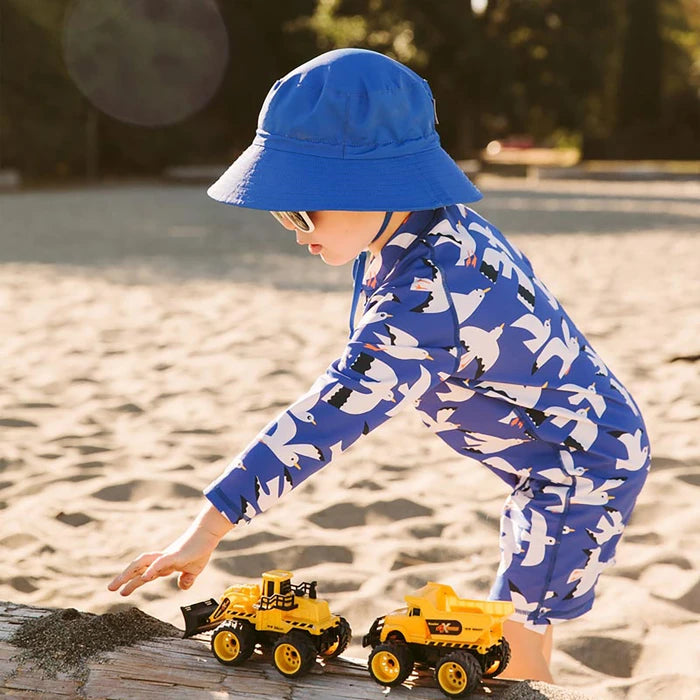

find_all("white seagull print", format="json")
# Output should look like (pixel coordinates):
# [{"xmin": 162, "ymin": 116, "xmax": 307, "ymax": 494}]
[
  {"xmin": 544, "ymin": 475, "xmax": 626, "ymax": 512},
  {"xmin": 435, "ymin": 381, "xmax": 476, "ymax": 403},
  {"xmin": 410, "ymin": 260, "xmax": 450, "ymax": 313},
  {"xmin": 565, "ymin": 547, "xmax": 614, "ymax": 600},
  {"xmin": 259, "ymin": 413, "xmax": 323, "ymax": 469},
  {"xmin": 532, "ymin": 318, "xmax": 580, "ymax": 378},
  {"xmin": 418, "ymin": 405, "xmax": 461, "ymax": 434},
  {"xmin": 425, "ymin": 219, "xmax": 477, "ymax": 267},
  {"xmin": 512, "ymin": 314, "xmax": 552, "ymax": 353},
  {"xmin": 584, "ymin": 345, "xmax": 609, "ymax": 376},
  {"xmin": 458, "ymin": 324, "xmax": 504, "ymax": 378},
  {"xmin": 451, "ymin": 220, "xmax": 478, "ymax": 266},
  {"xmin": 497, "ymin": 513, "xmax": 523, "ymax": 575},
  {"xmin": 586, "ymin": 507, "xmax": 625, "ymax": 545},
  {"xmin": 288, "ymin": 389, "xmax": 321, "ymax": 425},
  {"xmin": 384, "ymin": 231, "xmax": 418, "ymax": 250},
  {"xmin": 368, "ymin": 323, "xmax": 434, "ymax": 362},
  {"xmin": 559, "ymin": 382, "xmax": 606, "ymax": 418},
  {"xmin": 532, "ymin": 276, "xmax": 560, "ymax": 310},
  {"xmin": 609, "ymin": 375, "xmax": 641, "ymax": 416},
  {"xmin": 255, "ymin": 472, "xmax": 294, "ymax": 512},
  {"xmin": 462, "ymin": 431, "xmax": 529, "ymax": 454},
  {"xmin": 521, "ymin": 511, "xmax": 557, "ymax": 567},
  {"xmin": 546, "ymin": 406, "xmax": 598, "ymax": 451},
  {"xmin": 479, "ymin": 246, "xmax": 536, "ymax": 311},
  {"xmin": 483, "ymin": 456, "xmax": 532, "ymax": 490},
  {"xmin": 498, "ymin": 410, "xmax": 525, "ymax": 430},
  {"xmin": 611, "ymin": 428, "xmax": 649, "ymax": 471},
  {"xmin": 386, "ymin": 365, "xmax": 433, "ymax": 417},
  {"xmin": 452, "ymin": 287, "xmax": 490, "ymax": 324},
  {"xmin": 475, "ymin": 379, "xmax": 548, "ymax": 408}
]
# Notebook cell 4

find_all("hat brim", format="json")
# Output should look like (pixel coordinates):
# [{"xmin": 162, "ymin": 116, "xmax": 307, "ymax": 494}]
[{"xmin": 207, "ymin": 143, "xmax": 482, "ymax": 212}]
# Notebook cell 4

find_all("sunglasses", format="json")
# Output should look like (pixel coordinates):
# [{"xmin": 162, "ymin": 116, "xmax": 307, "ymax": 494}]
[{"xmin": 270, "ymin": 210, "xmax": 315, "ymax": 233}]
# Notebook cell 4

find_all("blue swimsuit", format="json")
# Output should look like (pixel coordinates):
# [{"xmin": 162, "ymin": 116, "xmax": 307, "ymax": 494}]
[{"xmin": 205, "ymin": 205, "xmax": 650, "ymax": 629}]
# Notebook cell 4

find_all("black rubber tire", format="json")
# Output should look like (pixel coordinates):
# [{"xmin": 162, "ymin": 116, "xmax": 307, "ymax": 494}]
[
  {"xmin": 367, "ymin": 642, "xmax": 414, "ymax": 687},
  {"xmin": 320, "ymin": 617, "xmax": 352, "ymax": 658},
  {"xmin": 210, "ymin": 620, "xmax": 256, "ymax": 666},
  {"xmin": 435, "ymin": 650, "xmax": 482, "ymax": 697},
  {"xmin": 482, "ymin": 637, "xmax": 511, "ymax": 678},
  {"xmin": 272, "ymin": 632, "xmax": 317, "ymax": 678}
]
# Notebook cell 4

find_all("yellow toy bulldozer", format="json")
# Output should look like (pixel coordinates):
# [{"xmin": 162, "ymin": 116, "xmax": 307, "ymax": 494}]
[
  {"xmin": 181, "ymin": 569, "xmax": 351, "ymax": 678},
  {"xmin": 362, "ymin": 582, "xmax": 514, "ymax": 697}
]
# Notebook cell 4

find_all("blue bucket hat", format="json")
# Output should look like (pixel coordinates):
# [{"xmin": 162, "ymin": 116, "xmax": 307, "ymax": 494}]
[{"xmin": 207, "ymin": 48, "xmax": 481, "ymax": 211}]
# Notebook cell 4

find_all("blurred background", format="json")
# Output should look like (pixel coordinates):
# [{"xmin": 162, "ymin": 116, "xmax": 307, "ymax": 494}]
[
  {"xmin": 1, "ymin": 0, "xmax": 699, "ymax": 185},
  {"xmin": 1, "ymin": 5, "xmax": 699, "ymax": 697}
]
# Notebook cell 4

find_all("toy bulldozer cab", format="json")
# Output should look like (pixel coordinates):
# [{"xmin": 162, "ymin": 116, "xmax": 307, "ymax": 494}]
[
  {"xmin": 182, "ymin": 570, "xmax": 317, "ymax": 638},
  {"xmin": 181, "ymin": 570, "xmax": 351, "ymax": 679}
]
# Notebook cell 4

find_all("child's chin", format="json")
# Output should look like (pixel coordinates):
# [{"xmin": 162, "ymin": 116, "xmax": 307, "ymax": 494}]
[{"xmin": 319, "ymin": 253, "xmax": 348, "ymax": 267}]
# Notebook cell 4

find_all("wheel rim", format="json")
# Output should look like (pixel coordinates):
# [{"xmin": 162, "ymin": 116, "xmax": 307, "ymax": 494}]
[
  {"xmin": 437, "ymin": 661, "xmax": 468, "ymax": 694},
  {"xmin": 322, "ymin": 636, "xmax": 340, "ymax": 657},
  {"xmin": 371, "ymin": 651, "xmax": 401, "ymax": 684},
  {"xmin": 274, "ymin": 643, "xmax": 302, "ymax": 674},
  {"xmin": 213, "ymin": 631, "xmax": 240, "ymax": 662},
  {"xmin": 484, "ymin": 658, "xmax": 501, "ymax": 675}
]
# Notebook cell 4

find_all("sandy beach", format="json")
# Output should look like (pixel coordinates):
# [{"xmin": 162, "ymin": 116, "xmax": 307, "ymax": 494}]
[{"xmin": 1, "ymin": 175, "xmax": 698, "ymax": 698}]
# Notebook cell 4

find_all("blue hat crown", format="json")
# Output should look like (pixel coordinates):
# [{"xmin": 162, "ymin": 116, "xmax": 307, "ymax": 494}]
[
  {"xmin": 207, "ymin": 49, "xmax": 481, "ymax": 211},
  {"xmin": 254, "ymin": 49, "xmax": 440, "ymax": 159}
]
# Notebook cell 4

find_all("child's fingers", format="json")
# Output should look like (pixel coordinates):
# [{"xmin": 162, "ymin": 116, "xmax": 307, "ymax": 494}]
[
  {"xmin": 142, "ymin": 556, "xmax": 177, "ymax": 582},
  {"xmin": 178, "ymin": 572, "xmax": 196, "ymax": 590},
  {"xmin": 107, "ymin": 552, "xmax": 159, "ymax": 591}
]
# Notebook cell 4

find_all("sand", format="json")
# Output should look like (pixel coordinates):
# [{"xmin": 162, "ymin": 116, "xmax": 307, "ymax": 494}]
[{"xmin": 0, "ymin": 175, "xmax": 698, "ymax": 698}]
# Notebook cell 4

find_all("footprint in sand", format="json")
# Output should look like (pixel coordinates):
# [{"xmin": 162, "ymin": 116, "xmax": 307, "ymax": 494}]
[
  {"xmin": 0, "ymin": 418, "xmax": 38, "ymax": 428},
  {"xmin": 110, "ymin": 403, "xmax": 145, "ymax": 414},
  {"xmin": 55, "ymin": 511, "xmax": 95, "ymax": 527},
  {"xmin": 309, "ymin": 502, "xmax": 367, "ymax": 529},
  {"xmin": 559, "ymin": 635, "xmax": 643, "ymax": 678},
  {"xmin": 677, "ymin": 471, "xmax": 700, "ymax": 487},
  {"xmin": 92, "ymin": 480, "xmax": 202, "ymax": 502},
  {"xmin": 7, "ymin": 576, "xmax": 40, "ymax": 594},
  {"xmin": 217, "ymin": 531, "xmax": 289, "ymax": 551},
  {"xmin": 12, "ymin": 402, "xmax": 58, "ymax": 409},
  {"xmin": 309, "ymin": 499, "xmax": 432, "ymax": 529},
  {"xmin": 391, "ymin": 544, "xmax": 469, "ymax": 570},
  {"xmin": 652, "ymin": 576, "xmax": 700, "ymax": 615},
  {"xmin": 215, "ymin": 545, "xmax": 354, "ymax": 578},
  {"xmin": 650, "ymin": 456, "xmax": 688, "ymax": 471}
]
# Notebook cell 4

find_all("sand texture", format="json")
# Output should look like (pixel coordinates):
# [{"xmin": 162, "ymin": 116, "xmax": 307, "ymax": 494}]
[{"xmin": 1, "ymin": 176, "xmax": 698, "ymax": 698}]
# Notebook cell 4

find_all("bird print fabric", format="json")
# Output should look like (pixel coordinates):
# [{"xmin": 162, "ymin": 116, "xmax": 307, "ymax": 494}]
[{"xmin": 205, "ymin": 205, "xmax": 650, "ymax": 630}]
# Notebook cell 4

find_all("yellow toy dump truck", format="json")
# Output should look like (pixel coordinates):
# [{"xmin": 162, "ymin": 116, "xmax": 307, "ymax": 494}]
[
  {"xmin": 363, "ymin": 582, "xmax": 514, "ymax": 697},
  {"xmin": 181, "ymin": 569, "xmax": 351, "ymax": 678}
]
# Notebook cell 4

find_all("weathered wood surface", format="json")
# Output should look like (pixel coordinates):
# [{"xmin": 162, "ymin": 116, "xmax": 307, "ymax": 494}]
[{"xmin": 0, "ymin": 602, "xmax": 541, "ymax": 699}]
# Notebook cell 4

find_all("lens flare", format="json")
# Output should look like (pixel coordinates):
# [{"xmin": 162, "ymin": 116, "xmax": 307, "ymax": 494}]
[{"xmin": 62, "ymin": 0, "xmax": 229, "ymax": 126}]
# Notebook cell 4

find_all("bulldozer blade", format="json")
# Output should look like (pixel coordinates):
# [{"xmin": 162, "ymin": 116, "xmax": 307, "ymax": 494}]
[{"xmin": 181, "ymin": 598, "xmax": 219, "ymax": 638}]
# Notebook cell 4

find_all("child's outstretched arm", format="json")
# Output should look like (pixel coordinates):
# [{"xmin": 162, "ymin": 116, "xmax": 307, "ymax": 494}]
[{"xmin": 108, "ymin": 502, "xmax": 233, "ymax": 596}]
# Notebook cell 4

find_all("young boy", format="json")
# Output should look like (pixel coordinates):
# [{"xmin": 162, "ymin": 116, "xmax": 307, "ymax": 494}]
[{"xmin": 109, "ymin": 49, "xmax": 650, "ymax": 682}]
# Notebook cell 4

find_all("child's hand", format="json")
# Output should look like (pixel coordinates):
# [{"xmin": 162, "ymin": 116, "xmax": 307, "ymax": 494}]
[{"xmin": 108, "ymin": 503, "xmax": 233, "ymax": 596}]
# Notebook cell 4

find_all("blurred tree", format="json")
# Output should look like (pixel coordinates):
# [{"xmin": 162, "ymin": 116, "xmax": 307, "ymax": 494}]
[
  {"xmin": 1, "ymin": 0, "xmax": 698, "ymax": 178},
  {"xmin": 1, "ymin": 0, "xmax": 86, "ymax": 178},
  {"xmin": 618, "ymin": 0, "xmax": 663, "ymax": 128}
]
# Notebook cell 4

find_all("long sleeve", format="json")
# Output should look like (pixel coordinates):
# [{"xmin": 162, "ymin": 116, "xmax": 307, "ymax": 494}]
[{"xmin": 204, "ymin": 273, "xmax": 460, "ymax": 524}]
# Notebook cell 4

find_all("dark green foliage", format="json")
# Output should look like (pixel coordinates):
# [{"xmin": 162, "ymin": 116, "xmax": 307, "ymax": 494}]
[{"xmin": 1, "ymin": 0, "xmax": 698, "ymax": 179}]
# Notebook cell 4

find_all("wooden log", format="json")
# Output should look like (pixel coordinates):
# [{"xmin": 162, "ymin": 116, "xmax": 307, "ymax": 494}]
[{"xmin": 0, "ymin": 602, "xmax": 587, "ymax": 699}]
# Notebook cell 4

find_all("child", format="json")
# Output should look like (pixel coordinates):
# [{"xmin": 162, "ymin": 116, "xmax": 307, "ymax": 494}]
[{"xmin": 109, "ymin": 49, "xmax": 650, "ymax": 682}]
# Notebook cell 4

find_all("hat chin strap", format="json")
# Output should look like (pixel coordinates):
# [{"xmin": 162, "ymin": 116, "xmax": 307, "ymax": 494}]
[
  {"xmin": 371, "ymin": 211, "xmax": 394, "ymax": 243},
  {"xmin": 349, "ymin": 212, "xmax": 393, "ymax": 335}
]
